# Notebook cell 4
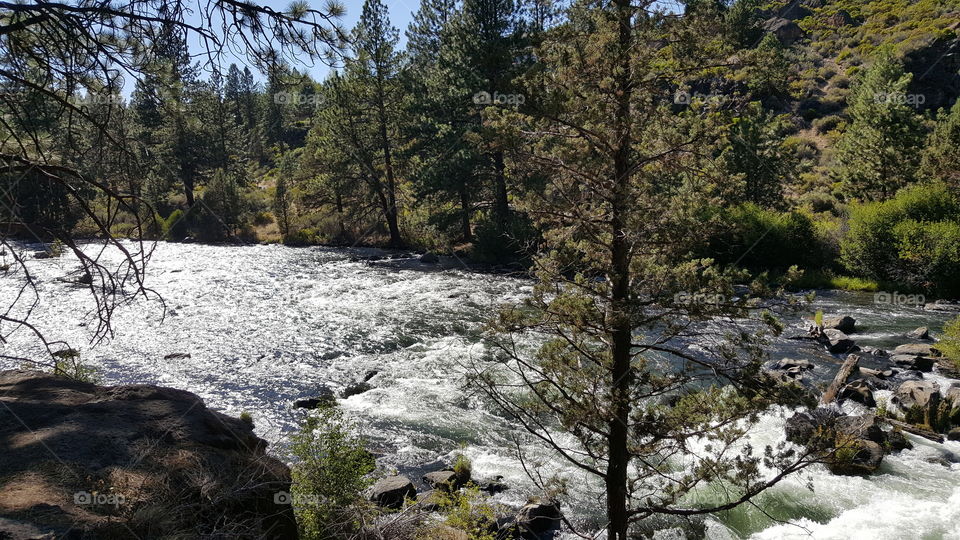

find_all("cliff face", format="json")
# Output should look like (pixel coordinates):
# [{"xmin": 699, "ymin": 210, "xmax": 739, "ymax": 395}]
[{"xmin": 0, "ymin": 370, "xmax": 297, "ymax": 539}]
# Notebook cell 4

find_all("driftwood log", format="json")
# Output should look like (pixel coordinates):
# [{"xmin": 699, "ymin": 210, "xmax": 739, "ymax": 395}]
[{"xmin": 820, "ymin": 354, "xmax": 860, "ymax": 405}]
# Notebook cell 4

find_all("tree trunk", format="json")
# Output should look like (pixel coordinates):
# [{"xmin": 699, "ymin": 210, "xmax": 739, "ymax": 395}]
[
  {"xmin": 377, "ymin": 90, "xmax": 403, "ymax": 248},
  {"xmin": 493, "ymin": 150, "xmax": 509, "ymax": 231},
  {"xmin": 606, "ymin": 0, "xmax": 634, "ymax": 538},
  {"xmin": 459, "ymin": 185, "xmax": 472, "ymax": 242}
]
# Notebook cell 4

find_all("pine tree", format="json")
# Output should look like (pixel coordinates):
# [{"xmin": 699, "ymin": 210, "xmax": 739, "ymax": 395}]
[
  {"xmin": 920, "ymin": 98, "xmax": 960, "ymax": 191},
  {"xmin": 831, "ymin": 48, "xmax": 925, "ymax": 201}
]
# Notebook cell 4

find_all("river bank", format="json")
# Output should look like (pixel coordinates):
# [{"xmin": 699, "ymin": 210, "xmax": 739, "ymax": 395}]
[{"xmin": 1, "ymin": 241, "xmax": 959, "ymax": 537}]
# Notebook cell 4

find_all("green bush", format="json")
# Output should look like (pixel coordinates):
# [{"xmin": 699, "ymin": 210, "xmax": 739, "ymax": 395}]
[
  {"xmin": 703, "ymin": 204, "xmax": 827, "ymax": 271},
  {"xmin": 840, "ymin": 181, "xmax": 960, "ymax": 296},
  {"xmin": 290, "ymin": 407, "xmax": 376, "ymax": 540},
  {"xmin": 939, "ymin": 316, "xmax": 960, "ymax": 370}
]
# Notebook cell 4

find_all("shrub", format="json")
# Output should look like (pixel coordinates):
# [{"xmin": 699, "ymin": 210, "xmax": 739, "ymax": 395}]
[
  {"xmin": 840, "ymin": 181, "xmax": 960, "ymax": 296},
  {"xmin": 939, "ymin": 316, "xmax": 960, "ymax": 370},
  {"xmin": 703, "ymin": 204, "xmax": 827, "ymax": 271},
  {"xmin": 290, "ymin": 407, "xmax": 376, "ymax": 540},
  {"xmin": 812, "ymin": 115, "xmax": 844, "ymax": 134}
]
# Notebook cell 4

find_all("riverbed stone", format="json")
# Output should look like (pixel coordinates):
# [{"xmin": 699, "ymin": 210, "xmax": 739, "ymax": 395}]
[
  {"xmin": 341, "ymin": 381, "xmax": 373, "ymax": 398},
  {"xmin": 893, "ymin": 343, "xmax": 941, "ymax": 357},
  {"xmin": 423, "ymin": 470, "xmax": 461, "ymax": 492},
  {"xmin": 893, "ymin": 380, "xmax": 941, "ymax": 426},
  {"xmin": 370, "ymin": 475, "xmax": 416, "ymax": 508},
  {"xmin": 906, "ymin": 327, "xmax": 930, "ymax": 340},
  {"xmin": 840, "ymin": 380, "xmax": 876, "ymax": 407},
  {"xmin": 775, "ymin": 358, "xmax": 814, "ymax": 371},
  {"xmin": 822, "ymin": 329, "xmax": 857, "ymax": 354},
  {"xmin": 890, "ymin": 354, "xmax": 935, "ymax": 372},
  {"xmin": 293, "ymin": 387, "xmax": 336, "ymax": 409},
  {"xmin": 515, "ymin": 498, "xmax": 562, "ymax": 538},
  {"xmin": 823, "ymin": 315, "xmax": 857, "ymax": 334},
  {"xmin": 420, "ymin": 252, "xmax": 440, "ymax": 263},
  {"xmin": 826, "ymin": 439, "xmax": 884, "ymax": 475}
]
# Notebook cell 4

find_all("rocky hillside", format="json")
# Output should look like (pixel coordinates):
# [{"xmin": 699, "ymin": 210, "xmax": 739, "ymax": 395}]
[{"xmin": 0, "ymin": 371, "xmax": 296, "ymax": 539}]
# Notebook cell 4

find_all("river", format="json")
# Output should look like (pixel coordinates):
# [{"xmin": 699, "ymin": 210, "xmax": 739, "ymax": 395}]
[{"xmin": 1, "ymin": 241, "xmax": 958, "ymax": 539}]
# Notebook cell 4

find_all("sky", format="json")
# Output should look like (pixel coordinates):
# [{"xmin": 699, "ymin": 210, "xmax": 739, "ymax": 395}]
[{"xmin": 185, "ymin": 0, "xmax": 418, "ymax": 85}]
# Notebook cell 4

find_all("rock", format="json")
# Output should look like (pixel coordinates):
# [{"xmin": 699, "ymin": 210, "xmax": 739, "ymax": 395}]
[
  {"xmin": 763, "ymin": 17, "xmax": 805, "ymax": 45},
  {"xmin": 775, "ymin": 358, "xmax": 814, "ymax": 371},
  {"xmin": 785, "ymin": 408, "xmax": 841, "ymax": 448},
  {"xmin": 894, "ymin": 343, "xmax": 941, "ymax": 357},
  {"xmin": 906, "ymin": 327, "xmax": 930, "ymax": 340},
  {"xmin": 840, "ymin": 380, "xmax": 876, "ymax": 407},
  {"xmin": 924, "ymin": 300, "xmax": 960, "ymax": 313},
  {"xmin": 363, "ymin": 370, "xmax": 380, "ymax": 382},
  {"xmin": 293, "ymin": 388, "xmax": 336, "ymax": 409},
  {"xmin": 823, "ymin": 9, "xmax": 854, "ymax": 27},
  {"xmin": 341, "ymin": 381, "xmax": 373, "ymax": 398},
  {"xmin": 946, "ymin": 385, "xmax": 960, "ymax": 426},
  {"xmin": 0, "ymin": 370, "xmax": 296, "ymax": 538},
  {"xmin": 369, "ymin": 475, "xmax": 416, "ymax": 509},
  {"xmin": 423, "ymin": 470, "xmax": 461, "ymax": 492},
  {"xmin": 948, "ymin": 428, "xmax": 960, "ymax": 441},
  {"xmin": 937, "ymin": 361, "xmax": 960, "ymax": 379},
  {"xmin": 477, "ymin": 476, "xmax": 509, "ymax": 494},
  {"xmin": 826, "ymin": 439, "xmax": 884, "ymax": 475},
  {"xmin": 77, "ymin": 272, "xmax": 93, "ymax": 285},
  {"xmin": 890, "ymin": 354, "xmax": 935, "ymax": 372},
  {"xmin": 886, "ymin": 429, "xmax": 913, "ymax": 452},
  {"xmin": 515, "ymin": 498, "xmax": 562, "ymax": 538},
  {"xmin": 415, "ymin": 489, "xmax": 445, "ymax": 512},
  {"xmin": 835, "ymin": 413, "xmax": 885, "ymax": 444},
  {"xmin": 33, "ymin": 251, "xmax": 51, "ymax": 259},
  {"xmin": 164, "ymin": 352, "xmax": 191, "ymax": 360},
  {"xmin": 824, "ymin": 316, "xmax": 857, "ymax": 334},
  {"xmin": 822, "ymin": 329, "xmax": 857, "ymax": 354},
  {"xmin": 860, "ymin": 346, "xmax": 889, "ymax": 357},
  {"xmin": 893, "ymin": 380, "xmax": 941, "ymax": 426},
  {"xmin": 778, "ymin": 2, "xmax": 811, "ymax": 20},
  {"xmin": 420, "ymin": 252, "xmax": 440, "ymax": 264}
]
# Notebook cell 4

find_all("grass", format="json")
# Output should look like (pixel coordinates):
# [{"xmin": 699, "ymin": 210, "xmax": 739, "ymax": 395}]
[{"xmin": 790, "ymin": 270, "xmax": 898, "ymax": 292}]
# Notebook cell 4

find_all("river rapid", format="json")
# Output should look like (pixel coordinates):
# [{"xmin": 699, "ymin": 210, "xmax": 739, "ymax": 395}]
[{"xmin": 1, "ymin": 241, "xmax": 959, "ymax": 539}]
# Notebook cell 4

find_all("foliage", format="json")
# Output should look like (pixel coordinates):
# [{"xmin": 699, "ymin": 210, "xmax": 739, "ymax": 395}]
[
  {"xmin": 290, "ymin": 406, "xmax": 377, "ymax": 540},
  {"xmin": 703, "ymin": 204, "xmax": 826, "ymax": 271},
  {"xmin": 841, "ymin": 181, "xmax": 960, "ymax": 296},
  {"xmin": 938, "ymin": 316, "xmax": 960, "ymax": 370},
  {"xmin": 435, "ymin": 487, "xmax": 497, "ymax": 540}
]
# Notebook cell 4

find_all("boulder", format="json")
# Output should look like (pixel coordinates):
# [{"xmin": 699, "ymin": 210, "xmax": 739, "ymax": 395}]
[
  {"xmin": 423, "ymin": 470, "xmax": 461, "ymax": 492},
  {"xmin": 0, "ymin": 370, "xmax": 297, "ymax": 538},
  {"xmin": 893, "ymin": 380, "xmax": 941, "ymax": 426},
  {"xmin": 949, "ymin": 428, "xmax": 960, "ymax": 442},
  {"xmin": 894, "ymin": 343, "xmax": 941, "ymax": 357},
  {"xmin": 420, "ymin": 252, "xmax": 440, "ymax": 264},
  {"xmin": 369, "ymin": 475, "xmax": 416, "ymax": 509},
  {"xmin": 33, "ymin": 251, "xmax": 51, "ymax": 259},
  {"xmin": 515, "ymin": 498, "xmax": 562, "ymax": 539},
  {"xmin": 341, "ymin": 381, "xmax": 373, "ymax": 398},
  {"xmin": 860, "ymin": 346, "xmax": 889, "ymax": 357},
  {"xmin": 778, "ymin": 2, "xmax": 811, "ymax": 20},
  {"xmin": 924, "ymin": 300, "xmax": 960, "ymax": 313},
  {"xmin": 822, "ymin": 329, "xmax": 857, "ymax": 354},
  {"xmin": 477, "ymin": 476, "xmax": 509, "ymax": 494},
  {"xmin": 823, "ymin": 9, "xmax": 854, "ymax": 27},
  {"xmin": 763, "ymin": 17, "xmax": 805, "ymax": 45},
  {"xmin": 293, "ymin": 388, "xmax": 336, "ymax": 409},
  {"xmin": 906, "ymin": 327, "xmax": 930, "ymax": 340},
  {"xmin": 827, "ymin": 439, "xmax": 884, "ymax": 475},
  {"xmin": 775, "ymin": 358, "xmax": 814, "ymax": 371},
  {"xmin": 886, "ymin": 429, "xmax": 913, "ymax": 452},
  {"xmin": 835, "ymin": 413, "xmax": 885, "ymax": 444},
  {"xmin": 415, "ymin": 490, "xmax": 445, "ymax": 512},
  {"xmin": 824, "ymin": 316, "xmax": 857, "ymax": 334},
  {"xmin": 890, "ymin": 354, "xmax": 935, "ymax": 372},
  {"xmin": 164, "ymin": 352, "xmax": 191, "ymax": 360},
  {"xmin": 784, "ymin": 408, "xmax": 841, "ymax": 448},
  {"xmin": 840, "ymin": 380, "xmax": 876, "ymax": 407}
]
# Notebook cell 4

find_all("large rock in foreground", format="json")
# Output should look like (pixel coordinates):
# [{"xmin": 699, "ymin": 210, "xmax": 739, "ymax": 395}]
[{"xmin": 0, "ymin": 370, "xmax": 296, "ymax": 539}]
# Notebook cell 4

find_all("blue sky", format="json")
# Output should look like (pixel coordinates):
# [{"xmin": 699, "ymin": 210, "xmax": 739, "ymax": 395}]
[{"xmin": 186, "ymin": 0, "xmax": 418, "ymax": 84}]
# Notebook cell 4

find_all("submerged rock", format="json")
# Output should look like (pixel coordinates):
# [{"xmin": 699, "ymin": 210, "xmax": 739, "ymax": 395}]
[
  {"xmin": 0, "ymin": 370, "xmax": 296, "ymax": 538},
  {"xmin": 370, "ymin": 475, "xmax": 416, "ymax": 509},
  {"xmin": 341, "ymin": 381, "xmax": 373, "ymax": 398},
  {"xmin": 293, "ymin": 387, "xmax": 336, "ymax": 409},
  {"xmin": 514, "ymin": 498, "xmax": 562, "ymax": 539},
  {"xmin": 893, "ymin": 343, "xmax": 941, "ymax": 357},
  {"xmin": 420, "ymin": 252, "xmax": 440, "ymax": 264}
]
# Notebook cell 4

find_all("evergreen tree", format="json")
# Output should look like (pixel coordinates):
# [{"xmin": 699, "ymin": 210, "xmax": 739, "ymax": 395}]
[
  {"xmin": 920, "ymin": 98, "xmax": 960, "ymax": 191},
  {"xmin": 831, "ymin": 49, "xmax": 925, "ymax": 201},
  {"xmin": 719, "ymin": 103, "xmax": 796, "ymax": 208}
]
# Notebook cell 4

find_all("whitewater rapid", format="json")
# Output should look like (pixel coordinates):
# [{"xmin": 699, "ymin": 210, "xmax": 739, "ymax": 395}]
[{"xmin": 1, "ymin": 241, "xmax": 957, "ymax": 538}]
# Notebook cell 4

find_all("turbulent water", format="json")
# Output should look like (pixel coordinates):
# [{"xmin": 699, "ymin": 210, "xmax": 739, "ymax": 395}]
[{"xmin": 2, "ymin": 241, "xmax": 959, "ymax": 538}]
